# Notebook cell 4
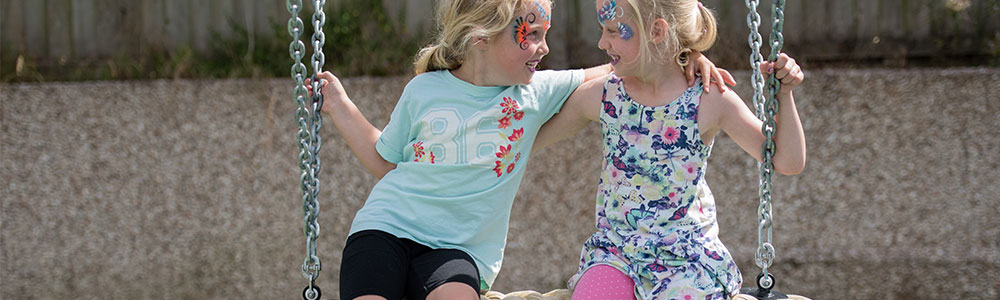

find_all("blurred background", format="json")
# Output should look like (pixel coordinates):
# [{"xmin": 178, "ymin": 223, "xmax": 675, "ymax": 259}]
[
  {"xmin": 2, "ymin": 0, "xmax": 999, "ymax": 299},
  {"xmin": 3, "ymin": 0, "xmax": 998, "ymax": 81}
]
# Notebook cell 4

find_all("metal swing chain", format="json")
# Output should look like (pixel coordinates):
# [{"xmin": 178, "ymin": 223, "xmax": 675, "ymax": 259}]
[
  {"xmin": 745, "ymin": 0, "xmax": 785, "ymax": 292},
  {"xmin": 288, "ymin": 0, "xmax": 326, "ymax": 299}
]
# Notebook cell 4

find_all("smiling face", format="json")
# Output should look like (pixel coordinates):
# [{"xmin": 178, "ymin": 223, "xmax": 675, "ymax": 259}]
[
  {"xmin": 596, "ymin": 0, "xmax": 642, "ymax": 76},
  {"xmin": 485, "ymin": 1, "xmax": 552, "ymax": 85}
]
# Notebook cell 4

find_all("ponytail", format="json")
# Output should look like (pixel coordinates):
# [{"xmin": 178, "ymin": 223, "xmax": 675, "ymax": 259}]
[
  {"xmin": 626, "ymin": 0, "xmax": 719, "ymax": 69},
  {"xmin": 414, "ymin": 43, "xmax": 461, "ymax": 74},
  {"xmin": 413, "ymin": 0, "xmax": 536, "ymax": 75},
  {"xmin": 675, "ymin": 3, "xmax": 717, "ymax": 67},
  {"xmin": 690, "ymin": 3, "xmax": 717, "ymax": 53}
]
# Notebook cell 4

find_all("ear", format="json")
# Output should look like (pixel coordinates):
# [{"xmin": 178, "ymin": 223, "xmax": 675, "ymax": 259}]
[
  {"xmin": 649, "ymin": 18, "xmax": 669, "ymax": 43},
  {"xmin": 473, "ymin": 35, "xmax": 491, "ymax": 51}
]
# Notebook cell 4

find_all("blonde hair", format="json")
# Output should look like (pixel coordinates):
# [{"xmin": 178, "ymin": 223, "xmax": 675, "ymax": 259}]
[
  {"xmin": 620, "ymin": 0, "xmax": 717, "ymax": 74},
  {"xmin": 414, "ymin": 0, "xmax": 548, "ymax": 74}
]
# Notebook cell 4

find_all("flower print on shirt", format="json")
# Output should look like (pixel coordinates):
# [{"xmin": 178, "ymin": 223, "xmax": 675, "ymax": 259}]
[
  {"xmin": 494, "ymin": 97, "xmax": 526, "ymax": 177},
  {"xmin": 412, "ymin": 141, "xmax": 436, "ymax": 163},
  {"xmin": 501, "ymin": 96, "xmax": 521, "ymax": 114},
  {"xmin": 508, "ymin": 128, "xmax": 524, "ymax": 142}
]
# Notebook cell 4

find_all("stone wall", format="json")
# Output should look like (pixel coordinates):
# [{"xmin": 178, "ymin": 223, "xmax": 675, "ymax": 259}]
[{"xmin": 3, "ymin": 68, "xmax": 999, "ymax": 299}]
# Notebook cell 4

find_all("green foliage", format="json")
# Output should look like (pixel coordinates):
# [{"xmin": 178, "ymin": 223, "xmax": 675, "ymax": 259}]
[
  {"xmin": 321, "ymin": 0, "xmax": 427, "ymax": 76},
  {"xmin": 0, "ymin": 0, "xmax": 426, "ymax": 82}
]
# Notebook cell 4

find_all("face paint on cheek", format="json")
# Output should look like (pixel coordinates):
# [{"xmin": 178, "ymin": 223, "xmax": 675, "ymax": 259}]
[
  {"xmin": 513, "ymin": 17, "xmax": 530, "ymax": 49},
  {"xmin": 618, "ymin": 22, "xmax": 633, "ymax": 40}
]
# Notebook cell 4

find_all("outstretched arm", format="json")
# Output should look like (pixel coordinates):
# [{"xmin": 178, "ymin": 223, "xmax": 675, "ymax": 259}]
[
  {"xmin": 534, "ymin": 76, "xmax": 604, "ymax": 152},
  {"xmin": 308, "ymin": 71, "xmax": 397, "ymax": 178},
  {"xmin": 582, "ymin": 64, "xmax": 613, "ymax": 82},
  {"xmin": 581, "ymin": 52, "xmax": 734, "ymax": 93},
  {"xmin": 537, "ymin": 53, "xmax": 734, "ymax": 151}
]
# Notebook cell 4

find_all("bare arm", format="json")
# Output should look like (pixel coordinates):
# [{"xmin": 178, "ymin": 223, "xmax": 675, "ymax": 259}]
[
  {"xmin": 762, "ymin": 54, "xmax": 806, "ymax": 174},
  {"xmin": 582, "ymin": 52, "xmax": 735, "ymax": 93},
  {"xmin": 710, "ymin": 53, "xmax": 806, "ymax": 175},
  {"xmin": 582, "ymin": 64, "xmax": 613, "ymax": 82},
  {"xmin": 534, "ymin": 77, "xmax": 604, "ymax": 152},
  {"xmin": 537, "ymin": 53, "xmax": 733, "ymax": 151},
  {"xmin": 309, "ymin": 72, "xmax": 397, "ymax": 178},
  {"xmin": 685, "ymin": 51, "xmax": 737, "ymax": 93}
]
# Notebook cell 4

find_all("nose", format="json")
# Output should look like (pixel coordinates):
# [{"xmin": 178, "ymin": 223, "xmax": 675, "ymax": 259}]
[
  {"xmin": 597, "ymin": 32, "xmax": 609, "ymax": 51},
  {"xmin": 538, "ymin": 39, "xmax": 550, "ymax": 56}
]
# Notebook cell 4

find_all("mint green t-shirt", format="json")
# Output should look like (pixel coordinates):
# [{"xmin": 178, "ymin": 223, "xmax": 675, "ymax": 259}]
[{"xmin": 349, "ymin": 69, "xmax": 584, "ymax": 289}]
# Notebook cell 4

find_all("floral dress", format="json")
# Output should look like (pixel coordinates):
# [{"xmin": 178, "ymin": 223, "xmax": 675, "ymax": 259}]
[{"xmin": 568, "ymin": 74, "xmax": 742, "ymax": 300}]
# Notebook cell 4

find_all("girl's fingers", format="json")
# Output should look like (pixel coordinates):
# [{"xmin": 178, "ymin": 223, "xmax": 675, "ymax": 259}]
[
  {"xmin": 721, "ymin": 69, "xmax": 737, "ymax": 86},
  {"xmin": 686, "ymin": 62, "xmax": 697, "ymax": 86},
  {"xmin": 789, "ymin": 65, "xmax": 804, "ymax": 84},
  {"xmin": 775, "ymin": 64, "xmax": 791, "ymax": 80},
  {"xmin": 702, "ymin": 64, "xmax": 710, "ymax": 93},
  {"xmin": 774, "ymin": 53, "xmax": 789, "ymax": 70},
  {"xmin": 761, "ymin": 62, "xmax": 773, "ymax": 74},
  {"xmin": 711, "ymin": 67, "xmax": 726, "ymax": 92}
]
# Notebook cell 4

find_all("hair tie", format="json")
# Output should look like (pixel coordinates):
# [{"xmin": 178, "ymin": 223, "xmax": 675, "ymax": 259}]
[{"xmin": 697, "ymin": 1, "xmax": 704, "ymax": 9}]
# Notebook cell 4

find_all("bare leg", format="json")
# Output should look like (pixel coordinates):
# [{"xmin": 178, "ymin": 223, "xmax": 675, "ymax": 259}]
[{"xmin": 426, "ymin": 282, "xmax": 480, "ymax": 300}]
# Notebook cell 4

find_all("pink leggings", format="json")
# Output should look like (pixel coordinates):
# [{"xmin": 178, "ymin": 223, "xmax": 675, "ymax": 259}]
[{"xmin": 571, "ymin": 265, "xmax": 636, "ymax": 300}]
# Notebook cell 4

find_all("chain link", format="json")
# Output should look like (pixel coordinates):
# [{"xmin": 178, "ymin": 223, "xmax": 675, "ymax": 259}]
[
  {"xmin": 746, "ymin": 0, "xmax": 785, "ymax": 291},
  {"xmin": 289, "ymin": 0, "xmax": 325, "ymax": 298},
  {"xmin": 745, "ymin": 0, "xmax": 766, "ymax": 119}
]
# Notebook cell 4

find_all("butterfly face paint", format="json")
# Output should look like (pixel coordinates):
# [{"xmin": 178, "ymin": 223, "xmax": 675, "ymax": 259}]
[
  {"xmin": 618, "ymin": 23, "xmax": 633, "ymax": 40},
  {"xmin": 513, "ymin": 2, "xmax": 552, "ymax": 50}
]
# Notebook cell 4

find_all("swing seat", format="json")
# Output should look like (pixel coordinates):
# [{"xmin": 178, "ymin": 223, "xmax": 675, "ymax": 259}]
[
  {"xmin": 480, "ymin": 289, "xmax": 812, "ymax": 300},
  {"xmin": 481, "ymin": 289, "xmax": 571, "ymax": 300},
  {"xmin": 733, "ymin": 294, "xmax": 812, "ymax": 300},
  {"xmin": 481, "ymin": 289, "xmax": 810, "ymax": 300}
]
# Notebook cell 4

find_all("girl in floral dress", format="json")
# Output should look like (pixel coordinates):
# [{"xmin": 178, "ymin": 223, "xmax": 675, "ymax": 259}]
[{"xmin": 534, "ymin": 1, "xmax": 807, "ymax": 299}]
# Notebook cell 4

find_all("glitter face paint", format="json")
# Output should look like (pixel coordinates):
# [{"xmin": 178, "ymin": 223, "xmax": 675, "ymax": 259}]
[
  {"xmin": 513, "ymin": 2, "xmax": 552, "ymax": 50},
  {"xmin": 513, "ymin": 15, "xmax": 534, "ymax": 50},
  {"xmin": 535, "ymin": 1, "xmax": 551, "ymax": 31},
  {"xmin": 618, "ymin": 22, "xmax": 633, "ymax": 40},
  {"xmin": 598, "ymin": 0, "xmax": 631, "ymax": 40},
  {"xmin": 597, "ymin": 0, "xmax": 624, "ymax": 26}
]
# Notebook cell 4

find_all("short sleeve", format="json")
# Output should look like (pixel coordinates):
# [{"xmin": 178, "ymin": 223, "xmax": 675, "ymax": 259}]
[
  {"xmin": 530, "ymin": 69, "xmax": 585, "ymax": 120},
  {"xmin": 375, "ymin": 95, "xmax": 412, "ymax": 164}
]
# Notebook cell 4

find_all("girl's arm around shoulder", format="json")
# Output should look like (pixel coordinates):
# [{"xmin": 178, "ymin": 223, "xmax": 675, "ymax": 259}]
[
  {"xmin": 581, "ymin": 52, "xmax": 737, "ymax": 92},
  {"xmin": 533, "ymin": 75, "xmax": 606, "ymax": 152},
  {"xmin": 583, "ymin": 64, "xmax": 613, "ymax": 82},
  {"xmin": 310, "ymin": 71, "xmax": 397, "ymax": 178}
]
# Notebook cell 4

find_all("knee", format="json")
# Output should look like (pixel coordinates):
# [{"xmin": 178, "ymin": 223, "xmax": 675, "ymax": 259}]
[{"xmin": 426, "ymin": 282, "xmax": 480, "ymax": 300}]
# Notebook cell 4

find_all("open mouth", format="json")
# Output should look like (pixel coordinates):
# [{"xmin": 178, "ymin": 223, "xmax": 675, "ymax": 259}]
[
  {"xmin": 608, "ymin": 54, "xmax": 621, "ymax": 65},
  {"xmin": 526, "ymin": 60, "xmax": 540, "ymax": 72}
]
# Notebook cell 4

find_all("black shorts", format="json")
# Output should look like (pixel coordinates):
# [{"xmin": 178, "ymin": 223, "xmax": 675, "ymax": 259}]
[{"xmin": 340, "ymin": 230, "xmax": 481, "ymax": 300}]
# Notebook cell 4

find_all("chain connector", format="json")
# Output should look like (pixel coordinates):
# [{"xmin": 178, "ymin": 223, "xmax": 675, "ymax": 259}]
[{"xmin": 302, "ymin": 285, "xmax": 321, "ymax": 300}]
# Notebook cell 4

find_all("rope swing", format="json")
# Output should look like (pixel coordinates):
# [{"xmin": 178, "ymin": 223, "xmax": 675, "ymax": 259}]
[
  {"xmin": 734, "ymin": 1, "xmax": 809, "ymax": 300},
  {"xmin": 287, "ymin": 0, "xmax": 327, "ymax": 299}
]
